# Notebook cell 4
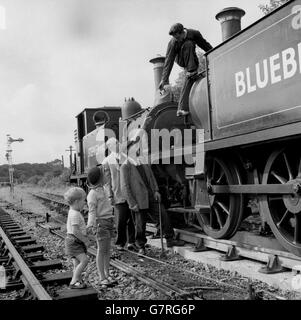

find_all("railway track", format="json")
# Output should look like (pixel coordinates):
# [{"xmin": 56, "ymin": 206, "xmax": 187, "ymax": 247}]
[
  {"xmin": 2, "ymin": 190, "xmax": 296, "ymax": 299},
  {"xmin": 1, "ymin": 197, "xmax": 207, "ymax": 300},
  {"xmin": 41, "ymin": 220, "xmax": 205, "ymax": 300},
  {"xmin": 0, "ymin": 207, "xmax": 98, "ymax": 300},
  {"xmin": 2, "ymin": 194, "xmax": 261, "ymax": 300},
  {"xmin": 26, "ymin": 192, "xmax": 295, "ymax": 299},
  {"xmin": 32, "ymin": 192, "xmax": 301, "ymax": 275},
  {"xmin": 1, "ymin": 198, "xmax": 206, "ymax": 300},
  {"xmin": 42, "ymin": 217, "xmax": 287, "ymax": 300}
]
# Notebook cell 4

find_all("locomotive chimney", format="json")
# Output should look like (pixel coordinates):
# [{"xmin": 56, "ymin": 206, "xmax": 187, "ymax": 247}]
[
  {"xmin": 216, "ymin": 7, "xmax": 245, "ymax": 42},
  {"xmin": 149, "ymin": 54, "xmax": 173, "ymax": 105},
  {"xmin": 149, "ymin": 55, "xmax": 165, "ymax": 91}
]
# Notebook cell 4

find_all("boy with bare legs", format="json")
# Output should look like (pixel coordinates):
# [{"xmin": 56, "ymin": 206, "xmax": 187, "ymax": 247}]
[{"xmin": 64, "ymin": 187, "xmax": 90, "ymax": 289}]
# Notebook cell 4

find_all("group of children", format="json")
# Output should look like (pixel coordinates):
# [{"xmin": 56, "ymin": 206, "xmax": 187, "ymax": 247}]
[{"xmin": 64, "ymin": 165, "xmax": 115, "ymax": 289}]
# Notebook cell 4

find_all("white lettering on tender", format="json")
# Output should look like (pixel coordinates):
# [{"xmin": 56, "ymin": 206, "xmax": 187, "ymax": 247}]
[
  {"xmin": 255, "ymin": 59, "xmax": 268, "ymax": 88},
  {"xmin": 235, "ymin": 71, "xmax": 246, "ymax": 97},
  {"xmin": 246, "ymin": 67, "xmax": 257, "ymax": 93},
  {"xmin": 270, "ymin": 53, "xmax": 281, "ymax": 84},
  {"xmin": 235, "ymin": 42, "xmax": 301, "ymax": 98},
  {"xmin": 282, "ymin": 48, "xmax": 297, "ymax": 80}
]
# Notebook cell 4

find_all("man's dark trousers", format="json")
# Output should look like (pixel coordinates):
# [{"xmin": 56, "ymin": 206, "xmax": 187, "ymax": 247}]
[
  {"xmin": 178, "ymin": 75, "xmax": 197, "ymax": 113},
  {"xmin": 114, "ymin": 202, "xmax": 136, "ymax": 247},
  {"xmin": 134, "ymin": 201, "xmax": 175, "ymax": 248},
  {"xmin": 147, "ymin": 201, "xmax": 175, "ymax": 240},
  {"xmin": 176, "ymin": 40, "xmax": 200, "ymax": 113},
  {"xmin": 132, "ymin": 210, "xmax": 147, "ymax": 249}
]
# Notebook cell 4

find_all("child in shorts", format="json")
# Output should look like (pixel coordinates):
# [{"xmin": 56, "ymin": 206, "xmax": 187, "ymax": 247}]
[
  {"xmin": 86, "ymin": 166, "xmax": 115, "ymax": 287},
  {"xmin": 64, "ymin": 187, "xmax": 90, "ymax": 289}
]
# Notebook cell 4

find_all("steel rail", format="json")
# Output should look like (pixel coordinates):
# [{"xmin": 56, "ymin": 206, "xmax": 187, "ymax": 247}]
[
  {"xmin": 32, "ymin": 193, "xmax": 301, "ymax": 271},
  {"xmin": 41, "ymin": 223, "xmax": 287, "ymax": 300},
  {"xmin": 48, "ymin": 228, "xmax": 200, "ymax": 299},
  {"xmin": 177, "ymin": 228, "xmax": 301, "ymax": 270},
  {"xmin": 89, "ymin": 247, "xmax": 198, "ymax": 299},
  {"xmin": 31, "ymin": 193, "xmax": 301, "ymax": 270},
  {"xmin": 146, "ymin": 223, "xmax": 301, "ymax": 270},
  {"xmin": 0, "ymin": 225, "xmax": 52, "ymax": 300},
  {"xmin": 31, "ymin": 193, "xmax": 67, "ymax": 207},
  {"xmin": 31, "ymin": 193, "xmax": 296, "ymax": 298},
  {"xmin": 122, "ymin": 248, "xmax": 286, "ymax": 300},
  {"xmin": 33, "ymin": 197, "xmax": 289, "ymax": 300}
]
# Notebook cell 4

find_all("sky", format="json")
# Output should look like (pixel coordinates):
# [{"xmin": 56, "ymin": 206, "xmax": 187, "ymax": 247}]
[{"xmin": 0, "ymin": 0, "xmax": 271, "ymax": 166}]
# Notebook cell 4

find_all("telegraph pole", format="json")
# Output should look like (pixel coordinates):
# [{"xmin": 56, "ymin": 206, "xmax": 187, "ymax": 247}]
[
  {"xmin": 6, "ymin": 134, "xmax": 24, "ymax": 195},
  {"xmin": 65, "ymin": 146, "xmax": 75, "ymax": 171},
  {"xmin": 61, "ymin": 155, "xmax": 64, "ymax": 169}
]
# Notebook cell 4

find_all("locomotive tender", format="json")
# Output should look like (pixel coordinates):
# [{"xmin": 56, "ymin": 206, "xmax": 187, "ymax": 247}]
[
  {"xmin": 72, "ymin": 0, "xmax": 301, "ymax": 257},
  {"xmin": 189, "ymin": 0, "xmax": 301, "ymax": 257}
]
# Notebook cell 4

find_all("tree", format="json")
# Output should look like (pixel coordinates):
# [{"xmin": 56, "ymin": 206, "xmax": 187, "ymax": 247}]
[
  {"xmin": 0, "ymin": 160, "xmax": 65, "ymax": 184},
  {"xmin": 259, "ymin": 0, "xmax": 290, "ymax": 15},
  {"xmin": 60, "ymin": 169, "xmax": 72, "ymax": 183},
  {"xmin": 18, "ymin": 174, "xmax": 27, "ymax": 184},
  {"xmin": 27, "ymin": 175, "xmax": 42, "ymax": 185}
]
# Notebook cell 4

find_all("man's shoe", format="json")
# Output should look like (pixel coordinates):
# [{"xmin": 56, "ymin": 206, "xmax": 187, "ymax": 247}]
[
  {"xmin": 127, "ymin": 243, "xmax": 138, "ymax": 251},
  {"xmin": 116, "ymin": 245, "xmax": 125, "ymax": 251},
  {"xmin": 166, "ymin": 239, "xmax": 185, "ymax": 248},
  {"xmin": 177, "ymin": 110, "xmax": 190, "ymax": 117},
  {"xmin": 138, "ymin": 248, "xmax": 146, "ymax": 255}
]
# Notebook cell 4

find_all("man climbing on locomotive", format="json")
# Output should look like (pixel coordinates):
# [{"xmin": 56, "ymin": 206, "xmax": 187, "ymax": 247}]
[{"xmin": 158, "ymin": 23, "xmax": 213, "ymax": 117}]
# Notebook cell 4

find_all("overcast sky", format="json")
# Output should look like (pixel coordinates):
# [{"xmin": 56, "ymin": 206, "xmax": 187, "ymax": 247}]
[{"xmin": 0, "ymin": 0, "xmax": 270, "ymax": 165}]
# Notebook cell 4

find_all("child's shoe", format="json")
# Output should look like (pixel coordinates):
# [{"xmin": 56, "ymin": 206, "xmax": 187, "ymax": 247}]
[
  {"xmin": 107, "ymin": 276, "xmax": 118, "ymax": 285},
  {"xmin": 99, "ymin": 278, "xmax": 111, "ymax": 288},
  {"xmin": 69, "ymin": 281, "xmax": 87, "ymax": 289}
]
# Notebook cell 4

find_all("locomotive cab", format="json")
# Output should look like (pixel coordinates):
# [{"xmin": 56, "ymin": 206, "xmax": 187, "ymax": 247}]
[{"xmin": 70, "ymin": 106, "xmax": 121, "ymax": 187}]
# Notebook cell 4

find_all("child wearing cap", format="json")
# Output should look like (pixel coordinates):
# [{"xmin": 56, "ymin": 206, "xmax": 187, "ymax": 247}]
[
  {"xmin": 64, "ymin": 187, "xmax": 90, "ymax": 289},
  {"xmin": 86, "ymin": 166, "xmax": 115, "ymax": 287}
]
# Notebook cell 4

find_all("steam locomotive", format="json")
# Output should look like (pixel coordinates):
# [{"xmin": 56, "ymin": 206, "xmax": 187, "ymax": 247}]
[{"xmin": 71, "ymin": 0, "xmax": 301, "ymax": 257}]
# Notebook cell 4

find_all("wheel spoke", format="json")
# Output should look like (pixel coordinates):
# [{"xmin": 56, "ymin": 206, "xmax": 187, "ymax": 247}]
[
  {"xmin": 216, "ymin": 171, "xmax": 225, "ymax": 184},
  {"xmin": 211, "ymin": 160, "xmax": 216, "ymax": 180},
  {"xmin": 216, "ymin": 201, "xmax": 230, "ymax": 216},
  {"xmin": 271, "ymin": 171, "xmax": 287, "ymax": 184},
  {"xmin": 276, "ymin": 210, "xmax": 290, "ymax": 228},
  {"xmin": 294, "ymin": 215, "xmax": 301, "ymax": 244},
  {"xmin": 269, "ymin": 197, "xmax": 284, "ymax": 201},
  {"xmin": 213, "ymin": 206, "xmax": 223, "ymax": 229},
  {"xmin": 201, "ymin": 156, "xmax": 243, "ymax": 239},
  {"xmin": 283, "ymin": 152, "xmax": 293, "ymax": 180},
  {"xmin": 209, "ymin": 209, "xmax": 213, "ymax": 228},
  {"xmin": 263, "ymin": 149, "xmax": 301, "ymax": 255}
]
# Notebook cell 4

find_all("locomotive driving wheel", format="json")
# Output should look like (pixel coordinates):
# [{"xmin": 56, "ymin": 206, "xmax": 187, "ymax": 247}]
[
  {"xmin": 200, "ymin": 156, "xmax": 244, "ymax": 239},
  {"xmin": 261, "ymin": 148, "xmax": 301, "ymax": 257}
]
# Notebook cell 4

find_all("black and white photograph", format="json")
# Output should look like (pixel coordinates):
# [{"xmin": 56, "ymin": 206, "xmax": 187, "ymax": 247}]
[{"xmin": 0, "ymin": 0, "xmax": 301, "ymax": 309}]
